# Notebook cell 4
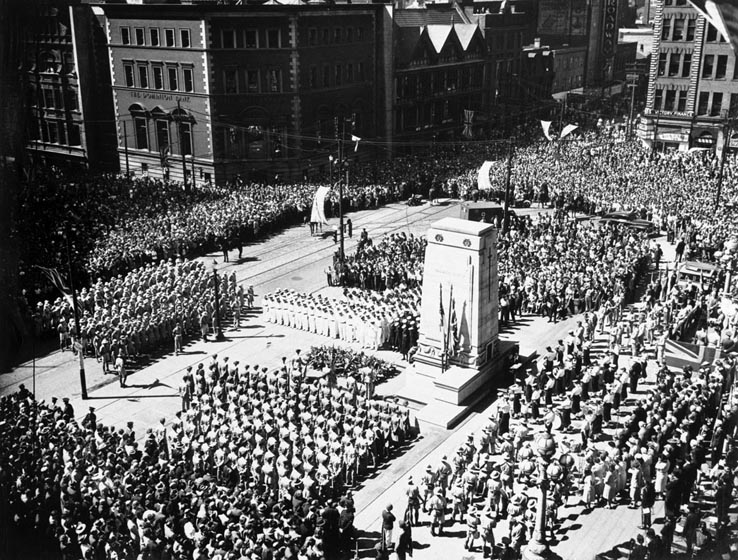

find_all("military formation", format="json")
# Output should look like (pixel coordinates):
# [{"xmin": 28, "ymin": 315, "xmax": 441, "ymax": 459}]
[{"xmin": 263, "ymin": 287, "xmax": 419, "ymax": 354}]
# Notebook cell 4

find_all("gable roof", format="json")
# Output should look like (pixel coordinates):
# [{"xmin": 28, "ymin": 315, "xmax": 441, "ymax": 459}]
[
  {"xmin": 425, "ymin": 24, "xmax": 453, "ymax": 53},
  {"xmin": 454, "ymin": 23, "xmax": 478, "ymax": 49}
]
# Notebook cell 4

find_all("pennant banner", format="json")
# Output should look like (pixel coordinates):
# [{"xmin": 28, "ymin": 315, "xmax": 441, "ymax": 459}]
[
  {"xmin": 541, "ymin": 120, "xmax": 553, "ymax": 141},
  {"xmin": 560, "ymin": 124, "xmax": 579, "ymax": 139}
]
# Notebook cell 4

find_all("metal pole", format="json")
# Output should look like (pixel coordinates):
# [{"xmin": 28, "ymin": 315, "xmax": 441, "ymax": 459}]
[
  {"xmin": 178, "ymin": 100, "xmax": 188, "ymax": 189},
  {"xmin": 503, "ymin": 137, "xmax": 513, "ymax": 233},
  {"xmin": 628, "ymin": 78, "xmax": 636, "ymax": 139},
  {"xmin": 652, "ymin": 111, "xmax": 661, "ymax": 155},
  {"xmin": 716, "ymin": 117, "xmax": 732, "ymax": 209},
  {"xmin": 339, "ymin": 121, "xmax": 345, "ymax": 267},
  {"xmin": 212, "ymin": 265, "xmax": 225, "ymax": 341},
  {"xmin": 122, "ymin": 120, "xmax": 130, "ymax": 176},
  {"xmin": 65, "ymin": 223, "xmax": 88, "ymax": 400}
]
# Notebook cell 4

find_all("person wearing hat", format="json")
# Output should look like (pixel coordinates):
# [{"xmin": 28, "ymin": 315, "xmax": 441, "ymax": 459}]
[
  {"xmin": 404, "ymin": 477, "xmax": 420, "ymax": 526},
  {"xmin": 61, "ymin": 397, "xmax": 74, "ymax": 420},
  {"xmin": 427, "ymin": 488, "xmax": 446, "ymax": 536},
  {"xmin": 81, "ymin": 407, "xmax": 97, "ymax": 432},
  {"xmin": 464, "ymin": 507, "xmax": 481, "ymax": 551},
  {"xmin": 395, "ymin": 521, "xmax": 413, "ymax": 560},
  {"xmin": 420, "ymin": 466, "xmax": 434, "ymax": 513}
]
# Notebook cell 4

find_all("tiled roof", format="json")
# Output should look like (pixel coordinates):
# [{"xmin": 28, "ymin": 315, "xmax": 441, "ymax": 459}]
[{"xmin": 394, "ymin": 8, "xmax": 466, "ymax": 27}]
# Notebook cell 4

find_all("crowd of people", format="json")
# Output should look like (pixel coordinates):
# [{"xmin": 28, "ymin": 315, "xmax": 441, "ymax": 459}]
[
  {"xmin": 263, "ymin": 288, "xmax": 420, "ymax": 354},
  {"xmin": 339, "ymin": 233, "xmax": 426, "ymax": 292},
  {"xmin": 0, "ymin": 351, "xmax": 415, "ymax": 560},
  {"xmin": 34, "ymin": 259, "xmax": 245, "ymax": 372},
  {"xmin": 395, "ymin": 300, "xmax": 737, "ymax": 559}
]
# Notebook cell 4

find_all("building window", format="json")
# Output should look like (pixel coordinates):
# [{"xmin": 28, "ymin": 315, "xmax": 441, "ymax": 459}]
[
  {"xmin": 138, "ymin": 65, "xmax": 149, "ymax": 88},
  {"xmin": 356, "ymin": 27, "xmax": 363, "ymax": 41},
  {"xmin": 47, "ymin": 121, "xmax": 58, "ymax": 144},
  {"xmin": 681, "ymin": 53, "xmax": 691, "ymax": 77},
  {"xmin": 156, "ymin": 119, "xmax": 170, "ymax": 152},
  {"xmin": 153, "ymin": 66, "xmax": 164, "ymax": 90},
  {"xmin": 69, "ymin": 124, "xmax": 80, "ymax": 145},
  {"xmin": 181, "ymin": 122, "xmax": 192, "ymax": 155},
  {"xmin": 716, "ymin": 55, "xmax": 728, "ymax": 78},
  {"xmin": 268, "ymin": 68, "xmax": 282, "ymax": 92},
  {"xmin": 668, "ymin": 54, "xmax": 680, "ymax": 76},
  {"xmin": 730, "ymin": 93, "xmax": 738, "ymax": 116},
  {"xmin": 322, "ymin": 28, "xmax": 329, "ymax": 43},
  {"xmin": 124, "ymin": 63, "xmax": 134, "ymax": 87},
  {"xmin": 654, "ymin": 88, "xmax": 664, "ymax": 110},
  {"xmin": 335, "ymin": 64, "xmax": 341, "ymax": 86},
  {"xmin": 135, "ymin": 117, "xmax": 149, "ymax": 150},
  {"xmin": 686, "ymin": 19, "xmax": 696, "ymax": 41},
  {"xmin": 135, "ymin": 27, "xmax": 145, "ymax": 45},
  {"xmin": 165, "ymin": 28, "xmax": 175, "ymax": 47},
  {"xmin": 664, "ymin": 90, "xmax": 676, "ymax": 111},
  {"xmin": 703, "ymin": 54, "xmax": 714, "ymax": 78},
  {"xmin": 346, "ymin": 63, "xmax": 353, "ymax": 82},
  {"xmin": 706, "ymin": 24, "xmax": 718, "ymax": 42},
  {"xmin": 121, "ymin": 27, "xmax": 130, "ymax": 45},
  {"xmin": 346, "ymin": 28, "xmax": 353, "ymax": 42},
  {"xmin": 246, "ymin": 69, "xmax": 259, "ymax": 92},
  {"xmin": 150, "ymin": 28, "xmax": 159, "ymax": 46},
  {"xmin": 661, "ymin": 19, "xmax": 671, "ymax": 40},
  {"xmin": 222, "ymin": 30, "xmax": 235, "ymax": 49},
  {"xmin": 224, "ymin": 69, "xmax": 238, "ymax": 93},
  {"xmin": 267, "ymin": 29, "xmax": 280, "ymax": 48},
  {"xmin": 168, "ymin": 67, "xmax": 178, "ymax": 91},
  {"xmin": 672, "ymin": 19, "xmax": 685, "ymax": 41},
  {"xmin": 308, "ymin": 28, "xmax": 317, "ymax": 46},
  {"xmin": 322, "ymin": 66, "xmax": 330, "ymax": 87},
  {"xmin": 697, "ymin": 91, "xmax": 709, "ymax": 114},
  {"xmin": 183, "ymin": 67, "xmax": 194, "ymax": 92},
  {"xmin": 711, "ymin": 92, "xmax": 723, "ymax": 115},
  {"xmin": 333, "ymin": 28, "xmax": 341, "ymax": 43},
  {"xmin": 677, "ymin": 90, "xmax": 688, "ymax": 112},
  {"xmin": 181, "ymin": 29, "xmax": 191, "ymax": 48},
  {"xmin": 66, "ymin": 87, "xmax": 78, "ymax": 111},
  {"xmin": 658, "ymin": 53, "xmax": 667, "ymax": 76},
  {"xmin": 309, "ymin": 66, "xmax": 317, "ymax": 89},
  {"xmin": 358, "ymin": 62, "xmax": 365, "ymax": 81},
  {"xmin": 246, "ymin": 29, "xmax": 258, "ymax": 48}
]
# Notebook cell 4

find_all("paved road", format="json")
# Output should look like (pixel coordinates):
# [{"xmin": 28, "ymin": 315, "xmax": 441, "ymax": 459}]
[{"xmin": 1, "ymin": 200, "xmax": 681, "ymax": 560}]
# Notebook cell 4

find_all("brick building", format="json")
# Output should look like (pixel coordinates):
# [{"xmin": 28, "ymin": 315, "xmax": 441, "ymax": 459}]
[
  {"xmin": 23, "ymin": 0, "xmax": 117, "ymax": 171},
  {"xmin": 639, "ymin": 0, "xmax": 738, "ymax": 152},
  {"xmin": 391, "ymin": 6, "xmax": 488, "ymax": 147},
  {"xmin": 101, "ymin": 3, "xmax": 389, "ymax": 184}
]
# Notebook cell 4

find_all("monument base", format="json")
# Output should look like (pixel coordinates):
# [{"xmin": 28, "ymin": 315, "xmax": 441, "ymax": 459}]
[{"xmin": 399, "ymin": 340, "xmax": 519, "ymax": 428}]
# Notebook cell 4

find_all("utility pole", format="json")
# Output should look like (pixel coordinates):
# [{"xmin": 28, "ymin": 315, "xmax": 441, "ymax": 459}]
[
  {"xmin": 626, "ymin": 63, "xmax": 638, "ymax": 139},
  {"xmin": 338, "ymin": 118, "xmax": 345, "ymax": 266},
  {"xmin": 503, "ymin": 137, "xmax": 514, "ymax": 233},
  {"xmin": 122, "ymin": 120, "xmax": 130, "ymax": 176},
  {"xmin": 651, "ymin": 110, "xmax": 661, "ymax": 155},
  {"xmin": 716, "ymin": 114, "xmax": 734, "ymax": 208},
  {"xmin": 177, "ymin": 100, "xmax": 188, "ymax": 189},
  {"xmin": 65, "ymin": 223, "xmax": 88, "ymax": 400}
]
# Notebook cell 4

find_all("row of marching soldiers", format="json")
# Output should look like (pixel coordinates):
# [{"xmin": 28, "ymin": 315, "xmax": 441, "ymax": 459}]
[
  {"xmin": 401, "ymin": 416, "xmax": 571, "ymax": 559},
  {"xmin": 175, "ymin": 352, "xmax": 416, "ymax": 502}
]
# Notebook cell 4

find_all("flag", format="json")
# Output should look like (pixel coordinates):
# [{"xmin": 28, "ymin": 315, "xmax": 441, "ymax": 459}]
[
  {"xmin": 689, "ymin": 0, "xmax": 738, "ymax": 52},
  {"xmin": 35, "ymin": 265, "xmax": 73, "ymax": 305},
  {"xmin": 449, "ymin": 293, "xmax": 459, "ymax": 358},
  {"xmin": 351, "ymin": 134, "xmax": 361, "ymax": 152},
  {"xmin": 443, "ymin": 285, "xmax": 456, "ymax": 364},
  {"xmin": 560, "ymin": 124, "xmax": 579, "ymax": 139},
  {"xmin": 462, "ymin": 110, "xmax": 474, "ymax": 139},
  {"xmin": 439, "ymin": 284, "xmax": 445, "ymax": 335},
  {"xmin": 159, "ymin": 144, "xmax": 171, "ymax": 168},
  {"xmin": 541, "ymin": 120, "xmax": 553, "ymax": 141}
]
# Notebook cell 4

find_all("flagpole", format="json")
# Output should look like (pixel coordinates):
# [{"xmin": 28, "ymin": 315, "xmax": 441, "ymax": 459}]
[{"xmin": 65, "ymin": 223, "xmax": 88, "ymax": 400}]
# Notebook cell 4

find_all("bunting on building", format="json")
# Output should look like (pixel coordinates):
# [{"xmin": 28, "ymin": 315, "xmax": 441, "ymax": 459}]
[{"xmin": 463, "ymin": 109, "xmax": 474, "ymax": 139}]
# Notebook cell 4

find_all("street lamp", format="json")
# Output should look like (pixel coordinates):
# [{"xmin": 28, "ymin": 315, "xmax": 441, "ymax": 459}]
[
  {"xmin": 211, "ymin": 260, "xmax": 225, "ymax": 341},
  {"xmin": 522, "ymin": 432, "xmax": 558, "ymax": 560}
]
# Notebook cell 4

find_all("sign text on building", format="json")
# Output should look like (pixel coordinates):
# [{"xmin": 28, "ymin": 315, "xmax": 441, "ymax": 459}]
[
  {"xmin": 131, "ymin": 91, "xmax": 192, "ymax": 104},
  {"xmin": 602, "ymin": 0, "xmax": 618, "ymax": 57}
]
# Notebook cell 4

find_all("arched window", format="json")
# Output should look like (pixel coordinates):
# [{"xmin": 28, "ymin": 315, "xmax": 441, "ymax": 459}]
[{"xmin": 129, "ymin": 103, "xmax": 149, "ymax": 150}]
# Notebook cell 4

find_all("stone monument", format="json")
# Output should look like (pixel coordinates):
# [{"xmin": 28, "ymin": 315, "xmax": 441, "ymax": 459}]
[{"xmin": 412, "ymin": 217, "xmax": 512, "ymax": 409}]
